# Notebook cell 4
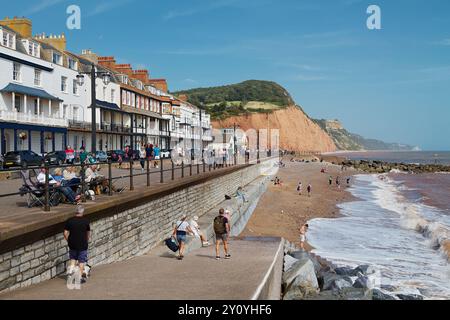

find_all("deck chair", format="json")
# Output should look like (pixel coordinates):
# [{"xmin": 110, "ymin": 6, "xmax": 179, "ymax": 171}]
[{"xmin": 19, "ymin": 170, "xmax": 61, "ymax": 208}]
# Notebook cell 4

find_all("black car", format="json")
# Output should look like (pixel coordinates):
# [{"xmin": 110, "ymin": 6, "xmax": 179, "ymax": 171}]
[
  {"xmin": 3, "ymin": 151, "xmax": 44, "ymax": 169},
  {"xmin": 107, "ymin": 150, "xmax": 126, "ymax": 162},
  {"xmin": 44, "ymin": 151, "xmax": 66, "ymax": 165}
]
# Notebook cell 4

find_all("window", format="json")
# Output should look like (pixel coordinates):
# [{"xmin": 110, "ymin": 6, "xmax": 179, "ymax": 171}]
[
  {"xmin": 2, "ymin": 30, "xmax": 15, "ymax": 49},
  {"xmin": 68, "ymin": 58, "xmax": 77, "ymax": 70},
  {"xmin": 14, "ymin": 95, "xmax": 21, "ymax": 112},
  {"xmin": 122, "ymin": 90, "xmax": 127, "ymax": 105},
  {"xmin": 61, "ymin": 76, "xmax": 68, "ymax": 92},
  {"xmin": 24, "ymin": 40, "xmax": 39, "ymax": 57},
  {"xmin": 131, "ymin": 93, "xmax": 135, "ymax": 107},
  {"xmin": 34, "ymin": 69, "xmax": 41, "ymax": 86},
  {"xmin": 52, "ymin": 52, "xmax": 62, "ymax": 65},
  {"xmin": 73, "ymin": 79, "xmax": 79, "ymax": 95},
  {"xmin": 126, "ymin": 91, "xmax": 131, "ymax": 105},
  {"xmin": 111, "ymin": 89, "xmax": 115, "ymax": 103},
  {"xmin": 73, "ymin": 107, "xmax": 79, "ymax": 121},
  {"xmin": 13, "ymin": 63, "xmax": 21, "ymax": 81}
]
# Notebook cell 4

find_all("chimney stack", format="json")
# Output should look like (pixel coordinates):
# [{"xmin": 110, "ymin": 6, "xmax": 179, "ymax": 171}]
[{"xmin": 0, "ymin": 16, "xmax": 32, "ymax": 38}]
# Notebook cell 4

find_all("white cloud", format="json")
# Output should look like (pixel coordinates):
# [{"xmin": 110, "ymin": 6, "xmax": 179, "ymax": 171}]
[
  {"xmin": 86, "ymin": 0, "xmax": 134, "ymax": 18},
  {"xmin": 434, "ymin": 39, "xmax": 450, "ymax": 46},
  {"xmin": 23, "ymin": 0, "xmax": 66, "ymax": 15}
]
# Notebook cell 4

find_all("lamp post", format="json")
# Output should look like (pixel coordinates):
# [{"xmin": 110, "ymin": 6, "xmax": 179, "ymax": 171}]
[
  {"xmin": 233, "ymin": 123, "xmax": 238, "ymax": 165},
  {"xmin": 76, "ymin": 63, "xmax": 111, "ymax": 154}
]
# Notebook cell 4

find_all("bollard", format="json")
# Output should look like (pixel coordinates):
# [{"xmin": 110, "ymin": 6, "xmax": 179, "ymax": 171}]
[
  {"xmin": 190, "ymin": 163, "xmax": 193, "ymax": 176},
  {"xmin": 108, "ymin": 160, "xmax": 113, "ymax": 196},
  {"xmin": 146, "ymin": 158, "xmax": 150, "ymax": 187},
  {"xmin": 160, "ymin": 158, "xmax": 164, "ymax": 183},
  {"xmin": 181, "ymin": 162, "xmax": 185, "ymax": 178},
  {"xmin": 81, "ymin": 163, "xmax": 86, "ymax": 203},
  {"xmin": 44, "ymin": 165, "xmax": 50, "ymax": 212},
  {"xmin": 129, "ymin": 160, "xmax": 134, "ymax": 191},
  {"xmin": 172, "ymin": 162, "xmax": 175, "ymax": 180},
  {"xmin": 203, "ymin": 160, "xmax": 206, "ymax": 173},
  {"xmin": 197, "ymin": 162, "xmax": 200, "ymax": 175}
]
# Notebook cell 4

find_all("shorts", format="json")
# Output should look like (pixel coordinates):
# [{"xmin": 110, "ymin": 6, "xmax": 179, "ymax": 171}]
[
  {"xmin": 69, "ymin": 249, "xmax": 88, "ymax": 263},
  {"xmin": 155, "ymin": 156, "xmax": 160, "ymax": 160},
  {"xmin": 300, "ymin": 235, "xmax": 306, "ymax": 243},
  {"xmin": 176, "ymin": 231, "xmax": 187, "ymax": 243},
  {"xmin": 215, "ymin": 233, "xmax": 229, "ymax": 242}
]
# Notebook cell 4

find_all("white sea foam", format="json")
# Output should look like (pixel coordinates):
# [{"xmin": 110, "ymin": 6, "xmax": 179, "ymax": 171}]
[{"xmin": 307, "ymin": 174, "xmax": 450, "ymax": 299}]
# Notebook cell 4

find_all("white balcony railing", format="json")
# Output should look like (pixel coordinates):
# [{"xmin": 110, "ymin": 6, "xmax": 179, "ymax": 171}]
[{"xmin": 0, "ymin": 110, "xmax": 68, "ymax": 128}]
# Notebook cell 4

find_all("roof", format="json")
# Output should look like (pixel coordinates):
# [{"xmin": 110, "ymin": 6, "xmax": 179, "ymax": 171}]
[
  {"xmin": 92, "ymin": 99, "xmax": 121, "ymax": 112},
  {"xmin": 0, "ymin": 83, "xmax": 62, "ymax": 101}
]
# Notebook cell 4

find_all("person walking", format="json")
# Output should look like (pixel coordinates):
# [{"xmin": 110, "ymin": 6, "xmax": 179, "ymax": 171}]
[
  {"xmin": 64, "ymin": 205, "xmax": 91, "ymax": 283},
  {"xmin": 153, "ymin": 144, "xmax": 161, "ymax": 168},
  {"xmin": 307, "ymin": 184, "xmax": 312, "ymax": 197},
  {"xmin": 139, "ymin": 146, "xmax": 146, "ymax": 172},
  {"xmin": 336, "ymin": 176, "xmax": 341, "ymax": 189},
  {"xmin": 329, "ymin": 175, "xmax": 333, "ymax": 187},
  {"xmin": 297, "ymin": 182, "xmax": 303, "ymax": 195},
  {"xmin": 65, "ymin": 146, "xmax": 75, "ymax": 164},
  {"xmin": 214, "ymin": 208, "xmax": 231, "ymax": 260},
  {"xmin": 173, "ymin": 214, "xmax": 193, "ymax": 260},
  {"xmin": 300, "ymin": 224, "xmax": 309, "ymax": 250}
]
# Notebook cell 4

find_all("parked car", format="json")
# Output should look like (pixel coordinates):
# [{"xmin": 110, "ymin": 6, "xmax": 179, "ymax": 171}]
[
  {"xmin": 95, "ymin": 150, "xmax": 108, "ymax": 163},
  {"xmin": 107, "ymin": 150, "xmax": 126, "ymax": 162},
  {"xmin": 3, "ymin": 151, "xmax": 44, "ymax": 169},
  {"xmin": 44, "ymin": 151, "xmax": 66, "ymax": 165}
]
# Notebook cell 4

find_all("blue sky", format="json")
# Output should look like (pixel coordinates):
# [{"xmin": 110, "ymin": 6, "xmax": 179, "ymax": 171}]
[{"xmin": 3, "ymin": 0, "xmax": 450, "ymax": 150}]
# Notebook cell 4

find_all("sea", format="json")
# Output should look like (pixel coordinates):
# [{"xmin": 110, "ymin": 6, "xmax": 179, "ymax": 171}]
[{"xmin": 308, "ymin": 151, "xmax": 450, "ymax": 299}]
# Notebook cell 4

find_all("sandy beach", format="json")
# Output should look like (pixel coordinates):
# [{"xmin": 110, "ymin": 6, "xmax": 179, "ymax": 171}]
[{"xmin": 240, "ymin": 157, "xmax": 358, "ymax": 249}]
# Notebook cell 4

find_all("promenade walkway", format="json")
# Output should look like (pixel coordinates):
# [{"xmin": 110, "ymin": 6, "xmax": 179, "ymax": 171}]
[
  {"xmin": 0, "ymin": 161, "xmax": 245, "ymax": 245},
  {"xmin": 0, "ymin": 237, "xmax": 283, "ymax": 300}
]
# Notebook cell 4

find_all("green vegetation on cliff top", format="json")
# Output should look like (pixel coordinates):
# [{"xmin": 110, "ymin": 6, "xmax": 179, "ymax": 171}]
[{"xmin": 172, "ymin": 80, "xmax": 294, "ymax": 119}]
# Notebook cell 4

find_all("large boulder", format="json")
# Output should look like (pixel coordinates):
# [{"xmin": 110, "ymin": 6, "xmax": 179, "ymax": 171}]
[
  {"xmin": 354, "ymin": 265, "xmax": 377, "ymax": 276},
  {"xmin": 353, "ymin": 275, "xmax": 372, "ymax": 289},
  {"xmin": 372, "ymin": 289, "xmax": 397, "ymax": 300},
  {"xmin": 322, "ymin": 272, "xmax": 353, "ymax": 291},
  {"xmin": 304, "ymin": 288, "xmax": 372, "ymax": 300},
  {"xmin": 284, "ymin": 254, "xmax": 299, "ymax": 272},
  {"xmin": 283, "ymin": 258, "xmax": 319, "ymax": 300},
  {"xmin": 396, "ymin": 294, "xmax": 424, "ymax": 301},
  {"xmin": 335, "ymin": 267, "xmax": 356, "ymax": 277}
]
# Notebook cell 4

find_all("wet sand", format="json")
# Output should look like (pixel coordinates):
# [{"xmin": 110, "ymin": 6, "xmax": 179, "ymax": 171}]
[{"xmin": 240, "ymin": 158, "xmax": 357, "ymax": 250}]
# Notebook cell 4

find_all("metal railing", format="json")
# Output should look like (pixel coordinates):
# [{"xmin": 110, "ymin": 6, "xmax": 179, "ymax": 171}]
[{"xmin": 0, "ymin": 153, "xmax": 277, "ymax": 212}]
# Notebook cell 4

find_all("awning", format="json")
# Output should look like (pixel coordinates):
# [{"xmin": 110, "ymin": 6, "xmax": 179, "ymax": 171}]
[
  {"xmin": 0, "ymin": 83, "xmax": 62, "ymax": 101},
  {"xmin": 93, "ymin": 99, "xmax": 122, "ymax": 112}
]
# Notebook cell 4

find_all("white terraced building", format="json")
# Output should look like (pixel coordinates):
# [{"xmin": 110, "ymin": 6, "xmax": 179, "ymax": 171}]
[{"xmin": 0, "ymin": 17, "xmax": 214, "ymax": 157}]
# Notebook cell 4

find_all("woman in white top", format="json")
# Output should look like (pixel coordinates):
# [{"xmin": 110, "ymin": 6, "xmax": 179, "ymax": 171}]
[
  {"xmin": 172, "ymin": 215, "xmax": 194, "ymax": 260},
  {"xmin": 190, "ymin": 216, "xmax": 210, "ymax": 247}
]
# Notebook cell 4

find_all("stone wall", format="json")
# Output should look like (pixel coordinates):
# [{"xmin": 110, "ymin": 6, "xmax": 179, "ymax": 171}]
[{"xmin": 0, "ymin": 159, "xmax": 276, "ymax": 293}]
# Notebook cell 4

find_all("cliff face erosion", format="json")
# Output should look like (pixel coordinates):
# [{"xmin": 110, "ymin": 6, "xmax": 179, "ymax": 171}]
[{"xmin": 212, "ymin": 105, "xmax": 337, "ymax": 153}]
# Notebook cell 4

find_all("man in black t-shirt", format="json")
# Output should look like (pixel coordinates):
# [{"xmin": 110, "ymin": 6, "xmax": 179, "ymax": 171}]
[
  {"xmin": 64, "ymin": 205, "xmax": 91, "ymax": 283},
  {"xmin": 213, "ymin": 208, "xmax": 231, "ymax": 260}
]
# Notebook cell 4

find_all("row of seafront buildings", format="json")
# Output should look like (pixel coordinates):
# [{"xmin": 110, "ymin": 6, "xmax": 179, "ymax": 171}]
[{"xmin": 0, "ymin": 17, "xmax": 213, "ymax": 156}]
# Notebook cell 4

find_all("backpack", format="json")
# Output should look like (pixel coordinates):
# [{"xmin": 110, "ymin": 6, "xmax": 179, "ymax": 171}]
[{"xmin": 213, "ymin": 216, "xmax": 227, "ymax": 234}]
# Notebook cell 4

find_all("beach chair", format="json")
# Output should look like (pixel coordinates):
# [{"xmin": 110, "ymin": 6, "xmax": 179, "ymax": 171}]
[{"xmin": 19, "ymin": 170, "xmax": 61, "ymax": 208}]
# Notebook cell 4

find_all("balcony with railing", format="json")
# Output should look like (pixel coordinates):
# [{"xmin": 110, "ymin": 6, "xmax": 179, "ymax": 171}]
[{"xmin": 0, "ymin": 110, "xmax": 68, "ymax": 128}]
